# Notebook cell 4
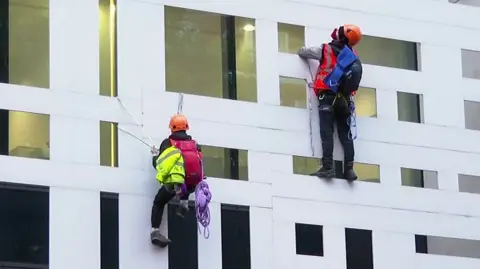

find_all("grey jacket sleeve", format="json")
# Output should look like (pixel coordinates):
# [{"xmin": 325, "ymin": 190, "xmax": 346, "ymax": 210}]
[{"xmin": 297, "ymin": 45, "xmax": 324, "ymax": 61}]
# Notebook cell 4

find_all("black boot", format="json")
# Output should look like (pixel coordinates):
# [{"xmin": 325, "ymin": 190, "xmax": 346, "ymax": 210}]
[
  {"xmin": 310, "ymin": 158, "xmax": 334, "ymax": 179},
  {"xmin": 343, "ymin": 161, "xmax": 358, "ymax": 181}
]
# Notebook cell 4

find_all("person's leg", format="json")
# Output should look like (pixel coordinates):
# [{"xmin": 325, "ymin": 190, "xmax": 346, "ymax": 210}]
[
  {"xmin": 176, "ymin": 184, "xmax": 196, "ymax": 218},
  {"xmin": 311, "ymin": 92, "xmax": 336, "ymax": 179},
  {"xmin": 150, "ymin": 185, "xmax": 175, "ymax": 247},
  {"xmin": 335, "ymin": 97, "xmax": 357, "ymax": 181}
]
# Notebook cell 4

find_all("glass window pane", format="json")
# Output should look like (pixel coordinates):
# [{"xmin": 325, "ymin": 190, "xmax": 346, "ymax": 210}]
[
  {"xmin": 168, "ymin": 202, "xmax": 197, "ymax": 269},
  {"xmin": 202, "ymin": 145, "xmax": 248, "ymax": 180},
  {"xmin": 397, "ymin": 92, "xmax": 422, "ymax": 123},
  {"xmin": 459, "ymin": 174, "xmax": 480, "ymax": 194},
  {"xmin": 356, "ymin": 36, "xmax": 418, "ymax": 71},
  {"xmin": 279, "ymin": 76, "xmax": 306, "ymax": 108},
  {"xmin": 221, "ymin": 204, "xmax": 251, "ymax": 269},
  {"xmin": 355, "ymin": 87, "xmax": 377, "ymax": 117},
  {"xmin": 99, "ymin": 0, "xmax": 117, "ymax": 97},
  {"xmin": 354, "ymin": 163, "xmax": 380, "ymax": 183},
  {"xmin": 165, "ymin": 7, "xmax": 257, "ymax": 102},
  {"xmin": 0, "ymin": 182, "xmax": 49, "ymax": 265},
  {"xmin": 278, "ymin": 23, "xmax": 304, "ymax": 54},
  {"xmin": 464, "ymin": 100, "xmax": 480, "ymax": 131},
  {"xmin": 238, "ymin": 149, "xmax": 249, "ymax": 181},
  {"xmin": 100, "ymin": 121, "xmax": 118, "ymax": 167},
  {"xmin": 100, "ymin": 192, "xmax": 119, "ymax": 269},
  {"xmin": 9, "ymin": 111, "xmax": 50, "ymax": 160},
  {"xmin": 295, "ymin": 223, "xmax": 323, "ymax": 256},
  {"xmin": 461, "ymin": 49, "xmax": 480, "ymax": 80},
  {"xmin": 345, "ymin": 228, "xmax": 373, "ymax": 269},
  {"xmin": 7, "ymin": 0, "xmax": 49, "ymax": 88},
  {"xmin": 401, "ymin": 168, "xmax": 438, "ymax": 189},
  {"xmin": 235, "ymin": 17, "xmax": 257, "ymax": 103},
  {"xmin": 293, "ymin": 155, "xmax": 318, "ymax": 175}
]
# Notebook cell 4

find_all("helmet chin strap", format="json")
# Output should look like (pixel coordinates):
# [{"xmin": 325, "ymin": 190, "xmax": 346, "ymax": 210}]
[{"xmin": 331, "ymin": 28, "xmax": 339, "ymax": 40}]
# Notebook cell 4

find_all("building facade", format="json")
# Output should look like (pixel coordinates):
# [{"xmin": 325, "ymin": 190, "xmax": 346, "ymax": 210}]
[{"xmin": 1, "ymin": 0, "xmax": 480, "ymax": 269}]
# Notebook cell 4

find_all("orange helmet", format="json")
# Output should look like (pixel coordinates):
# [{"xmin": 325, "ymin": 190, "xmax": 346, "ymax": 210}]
[
  {"xmin": 169, "ymin": 114, "xmax": 189, "ymax": 132},
  {"xmin": 342, "ymin": 24, "xmax": 362, "ymax": 46}
]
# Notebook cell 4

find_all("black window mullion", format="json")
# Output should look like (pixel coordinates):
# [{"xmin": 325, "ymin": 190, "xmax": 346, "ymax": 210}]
[{"xmin": 0, "ymin": 0, "xmax": 8, "ymax": 84}]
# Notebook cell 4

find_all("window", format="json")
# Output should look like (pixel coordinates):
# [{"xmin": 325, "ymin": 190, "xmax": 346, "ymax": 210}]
[
  {"xmin": 277, "ymin": 23, "xmax": 304, "ymax": 54},
  {"xmin": 279, "ymin": 76, "xmax": 306, "ymax": 108},
  {"xmin": 345, "ymin": 228, "xmax": 373, "ymax": 269},
  {"xmin": 99, "ymin": 0, "xmax": 117, "ymax": 97},
  {"xmin": 458, "ymin": 174, "xmax": 480, "ymax": 194},
  {"xmin": 355, "ymin": 36, "xmax": 419, "ymax": 71},
  {"xmin": 354, "ymin": 163, "xmax": 380, "ymax": 183},
  {"xmin": 100, "ymin": 121, "xmax": 118, "ymax": 167},
  {"xmin": 221, "ymin": 204, "xmax": 250, "ymax": 269},
  {"xmin": 461, "ymin": 49, "xmax": 480, "ymax": 80},
  {"xmin": 401, "ymin": 168, "xmax": 438, "ymax": 189},
  {"xmin": 0, "ymin": 182, "xmax": 49, "ymax": 267},
  {"xmin": 0, "ymin": 110, "xmax": 50, "ymax": 160},
  {"xmin": 416, "ymin": 234, "xmax": 480, "ymax": 259},
  {"xmin": 202, "ymin": 146, "xmax": 248, "ymax": 180},
  {"xmin": 295, "ymin": 223, "xmax": 323, "ymax": 256},
  {"xmin": 450, "ymin": 0, "xmax": 480, "ymax": 7},
  {"xmin": 397, "ymin": 92, "xmax": 423, "ymax": 123},
  {"xmin": 292, "ymin": 156, "xmax": 343, "ymax": 178},
  {"xmin": 165, "ymin": 7, "xmax": 257, "ymax": 102},
  {"xmin": 464, "ymin": 100, "xmax": 480, "ymax": 131},
  {"xmin": 0, "ymin": 0, "xmax": 49, "ymax": 87},
  {"xmin": 168, "ymin": 201, "xmax": 198, "ymax": 269},
  {"xmin": 355, "ymin": 87, "xmax": 377, "ymax": 117},
  {"xmin": 101, "ymin": 192, "xmax": 118, "ymax": 269}
]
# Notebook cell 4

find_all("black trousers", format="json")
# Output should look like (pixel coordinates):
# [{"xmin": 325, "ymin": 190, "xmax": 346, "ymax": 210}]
[
  {"xmin": 151, "ymin": 184, "xmax": 194, "ymax": 229},
  {"xmin": 318, "ymin": 91, "xmax": 354, "ymax": 166}
]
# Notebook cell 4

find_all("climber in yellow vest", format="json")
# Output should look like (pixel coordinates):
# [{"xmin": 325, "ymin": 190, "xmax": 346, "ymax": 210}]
[{"xmin": 150, "ymin": 114, "xmax": 205, "ymax": 248}]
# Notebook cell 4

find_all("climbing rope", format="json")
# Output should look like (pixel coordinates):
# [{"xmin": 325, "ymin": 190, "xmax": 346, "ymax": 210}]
[
  {"xmin": 116, "ymin": 97, "xmax": 155, "ymax": 146},
  {"xmin": 195, "ymin": 180, "xmax": 212, "ymax": 239},
  {"xmin": 347, "ymin": 95, "xmax": 357, "ymax": 140},
  {"xmin": 177, "ymin": 93, "xmax": 184, "ymax": 114},
  {"xmin": 303, "ymin": 61, "xmax": 315, "ymax": 157}
]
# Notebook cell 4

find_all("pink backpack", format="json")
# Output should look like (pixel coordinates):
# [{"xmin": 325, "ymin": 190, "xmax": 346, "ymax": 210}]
[{"xmin": 170, "ymin": 139, "xmax": 204, "ymax": 187}]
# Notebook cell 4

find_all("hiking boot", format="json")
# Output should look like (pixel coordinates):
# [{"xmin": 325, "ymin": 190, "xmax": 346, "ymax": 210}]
[
  {"xmin": 343, "ymin": 161, "xmax": 358, "ymax": 181},
  {"xmin": 310, "ymin": 158, "xmax": 334, "ymax": 179},
  {"xmin": 150, "ymin": 229, "xmax": 170, "ymax": 248}
]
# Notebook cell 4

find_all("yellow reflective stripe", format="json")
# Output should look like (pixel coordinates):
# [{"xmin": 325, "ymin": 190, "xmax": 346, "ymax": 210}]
[{"xmin": 156, "ymin": 149, "xmax": 180, "ymax": 165}]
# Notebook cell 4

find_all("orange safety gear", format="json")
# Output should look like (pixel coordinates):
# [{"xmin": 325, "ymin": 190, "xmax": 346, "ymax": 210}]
[
  {"xmin": 169, "ymin": 114, "xmax": 189, "ymax": 132},
  {"xmin": 342, "ymin": 24, "xmax": 362, "ymax": 47},
  {"xmin": 312, "ymin": 44, "xmax": 359, "ymax": 96}
]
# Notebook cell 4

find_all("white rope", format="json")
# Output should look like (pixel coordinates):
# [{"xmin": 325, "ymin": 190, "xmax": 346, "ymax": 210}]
[
  {"xmin": 116, "ymin": 97, "xmax": 154, "ymax": 146},
  {"xmin": 177, "ymin": 93, "xmax": 184, "ymax": 114},
  {"xmin": 304, "ymin": 60, "xmax": 315, "ymax": 157}
]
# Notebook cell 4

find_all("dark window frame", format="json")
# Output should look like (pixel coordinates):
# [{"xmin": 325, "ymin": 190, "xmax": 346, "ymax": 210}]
[{"xmin": 100, "ymin": 192, "xmax": 119, "ymax": 269}]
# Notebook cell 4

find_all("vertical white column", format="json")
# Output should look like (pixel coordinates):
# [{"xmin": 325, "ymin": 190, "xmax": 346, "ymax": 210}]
[
  {"xmin": 248, "ymin": 152, "xmax": 293, "ymax": 184},
  {"xmin": 255, "ymin": 20, "xmax": 280, "ymax": 105},
  {"xmin": 421, "ymin": 45, "xmax": 464, "ymax": 128},
  {"xmin": 198, "ymin": 203, "xmax": 222, "ymax": 269},
  {"xmin": 119, "ymin": 193, "xmax": 168, "ymax": 269},
  {"xmin": 323, "ymin": 225, "xmax": 347, "ymax": 269},
  {"xmin": 380, "ymin": 164, "xmax": 402, "ymax": 186},
  {"xmin": 50, "ymin": 116, "xmax": 100, "ymax": 164},
  {"xmin": 437, "ymin": 170, "xmax": 459, "ymax": 191},
  {"xmin": 372, "ymin": 230, "xmax": 415, "ymax": 269},
  {"xmin": 376, "ymin": 89, "xmax": 399, "ymax": 121},
  {"xmin": 117, "ymin": 0, "xmax": 165, "ymax": 99},
  {"xmin": 50, "ymin": 0, "xmax": 98, "ymax": 93},
  {"xmin": 250, "ymin": 207, "xmax": 274, "ymax": 269},
  {"xmin": 49, "ymin": 188, "xmax": 100, "ymax": 269}
]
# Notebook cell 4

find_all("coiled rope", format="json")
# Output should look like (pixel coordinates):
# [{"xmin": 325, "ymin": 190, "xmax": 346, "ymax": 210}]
[{"xmin": 195, "ymin": 180, "xmax": 212, "ymax": 239}]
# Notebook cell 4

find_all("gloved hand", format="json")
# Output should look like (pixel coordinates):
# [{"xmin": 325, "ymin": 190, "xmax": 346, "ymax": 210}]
[{"xmin": 150, "ymin": 146, "xmax": 159, "ymax": 156}]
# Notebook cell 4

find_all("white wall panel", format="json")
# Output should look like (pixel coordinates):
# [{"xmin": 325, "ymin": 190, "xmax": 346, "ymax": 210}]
[{"xmin": 49, "ymin": 187, "xmax": 100, "ymax": 269}]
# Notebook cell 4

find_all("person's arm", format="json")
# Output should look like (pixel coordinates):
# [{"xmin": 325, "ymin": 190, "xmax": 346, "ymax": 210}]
[
  {"xmin": 152, "ymin": 139, "xmax": 171, "ymax": 168},
  {"xmin": 297, "ymin": 45, "xmax": 324, "ymax": 61}
]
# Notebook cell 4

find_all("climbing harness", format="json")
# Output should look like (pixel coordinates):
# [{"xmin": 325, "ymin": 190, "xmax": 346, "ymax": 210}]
[
  {"xmin": 195, "ymin": 180, "xmax": 212, "ymax": 239},
  {"xmin": 303, "ymin": 61, "xmax": 315, "ymax": 157},
  {"xmin": 303, "ymin": 62, "xmax": 357, "ymax": 141}
]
